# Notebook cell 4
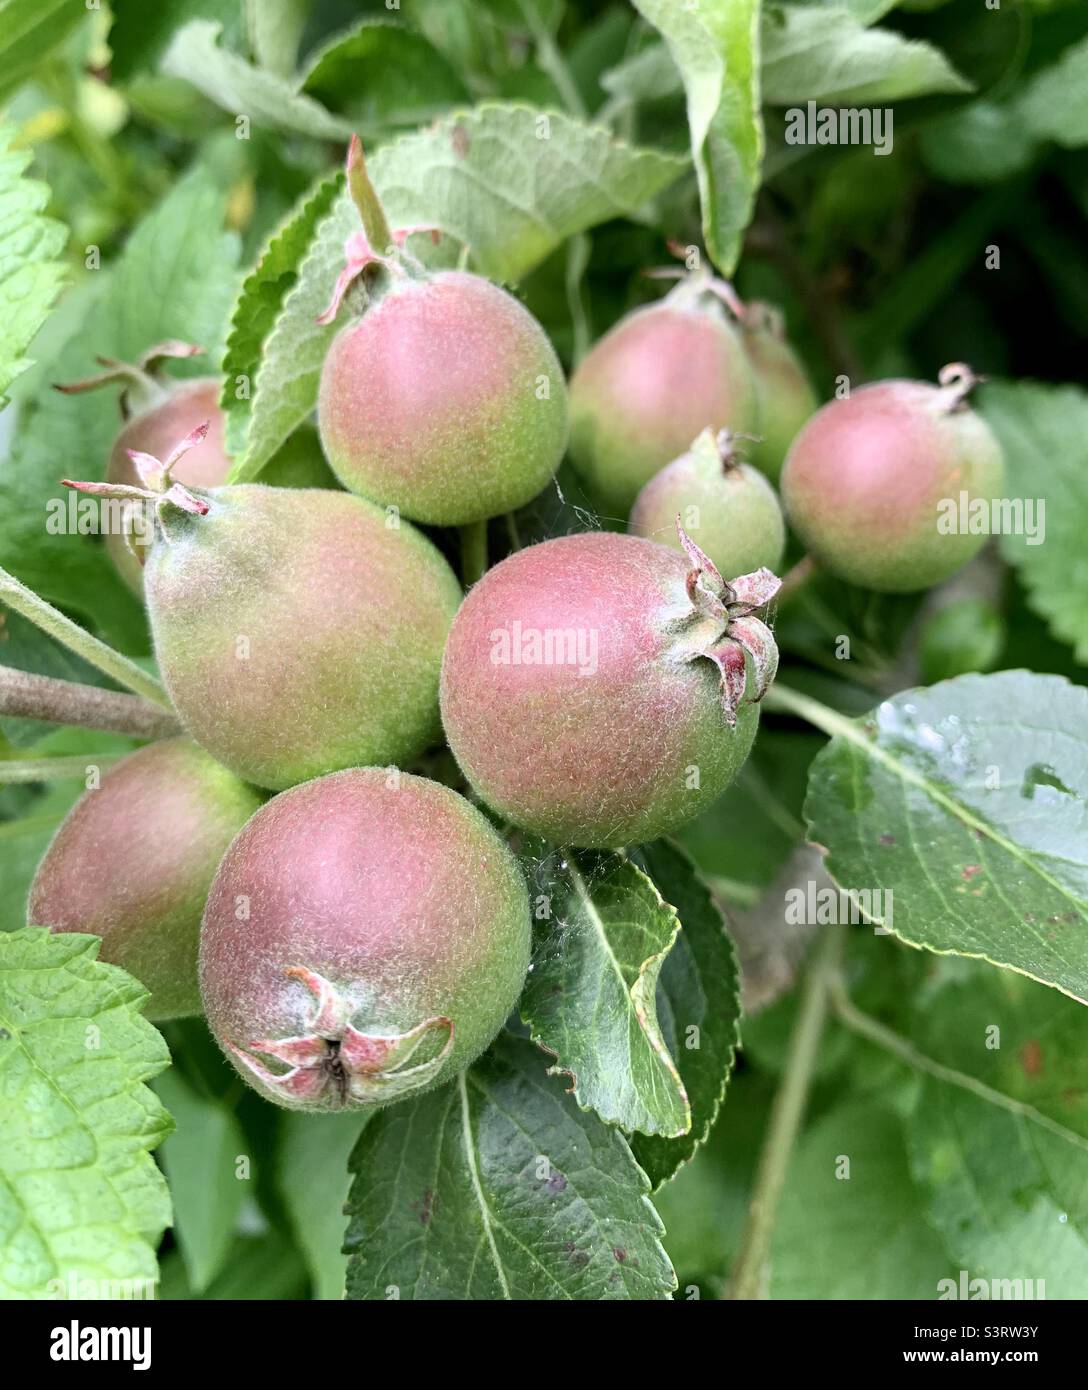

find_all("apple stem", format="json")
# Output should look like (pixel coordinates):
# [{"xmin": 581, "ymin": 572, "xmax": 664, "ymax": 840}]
[
  {"xmin": 346, "ymin": 133, "xmax": 393, "ymax": 254},
  {"xmin": 459, "ymin": 520, "xmax": 489, "ymax": 588},
  {"xmin": 776, "ymin": 554, "xmax": 818, "ymax": 605},
  {"xmin": 53, "ymin": 342, "xmax": 204, "ymax": 419},
  {"xmin": 938, "ymin": 361, "xmax": 984, "ymax": 410}
]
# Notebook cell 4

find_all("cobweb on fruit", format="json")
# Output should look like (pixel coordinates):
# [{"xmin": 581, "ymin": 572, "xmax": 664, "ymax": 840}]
[
  {"xmin": 515, "ymin": 836, "xmax": 622, "ymax": 1006},
  {"xmin": 509, "ymin": 474, "xmax": 613, "ymax": 548}
]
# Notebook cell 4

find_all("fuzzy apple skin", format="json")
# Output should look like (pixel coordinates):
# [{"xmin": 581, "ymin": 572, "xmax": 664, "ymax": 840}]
[
  {"xmin": 781, "ymin": 381, "xmax": 1005, "ymax": 593},
  {"xmin": 106, "ymin": 378, "xmax": 230, "ymax": 591},
  {"xmin": 145, "ymin": 486, "xmax": 462, "ymax": 790},
  {"xmin": 27, "ymin": 739, "xmax": 262, "ymax": 1021},
  {"xmin": 440, "ymin": 532, "xmax": 761, "ymax": 848},
  {"xmin": 318, "ymin": 270, "xmax": 568, "ymax": 526},
  {"xmin": 742, "ymin": 311, "xmax": 818, "ymax": 483},
  {"xmin": 629, "ymin": 431, "xmax": 786, "ymax": 578},
  {"xmin": 200, "ymin": 769, "xmax": 531, "ymax": 1112},
  {"xmin": 569, "ymin": 303, "xmax": 757, "ymax": 517}
]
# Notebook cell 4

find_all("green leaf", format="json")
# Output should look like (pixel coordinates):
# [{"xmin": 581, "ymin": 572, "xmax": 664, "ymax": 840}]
[
  {"xmin": 109, "ymin": 0, "xmax": 244, "ymax": 83},
  {"xmin": 299, "ymin": 19, "xmax": 471, "ymax": 134},
  {"xmin": 653, "ymin": 1067, "xmax": 775, "ymax": 1297},
  {"xmin": 631, "ymin": 1, "xmax": 761, "ymax": 276},
  {"xmin": 920, "ymin": 100, "xmax": 1038, "ymax": 185},
  {"xmin": 679, "ymin": 728, "xmax": 822, "ymax": 903},
  {"xmin": 906, "ymin": 966, "xmax": 1088, "ymax": 1298},
  {"xmin": 600, "ymin": 43, "xmax": 684, "ymax": 105},
  {"xmin": 761, "ymin": 5, "xmax": 972, "ymax": 105},
  {"xmin": 219, "ymin": 172, "xmax": 343, "ymax": 459},
  {"xmin": 229, "ymin": 103, "xmax": 684, "ymax": 481},
  {"xmin": 0, "ymin": 0, "xmax": 86, "ymax": 101},
  {"xmin": 918, "ymin": 598, "xmax": 1004, "ymax": 685},
  {"xmin": 153, "ymin": 1068, "xmax": 247, "ymax": 1295},
  {"xmin": 0, "ymin": 127, "xmax": 67, "ymax": 401},
  {"xmin": 244, "ymin": 0, "xmax": 308, "ymax": 79},
  {"xmin": 161, "ymin": 20, "xmax": 353, "ymax": 140},
  {"xmin": 771, "ymin": 1101, "xmax": 954, "ymax": 1297},
  {"xmin": 520, "ymin": 850, "xmax": 690, "ymax": 1138},
  {"xmin": 1018, "ymin": 35, "xmax": 1088, "ymax": 148},
  {"xmin": 366, "ymin": 103, "xmax": 684, "ymax": 279},
  {"xmin": 803, "ymin": 672, "xmax": 1088, "ymax": 1003},
  {"xmin": 344, "ymin": 1033, "xmax": 676, "ymax": 1300},
  {"xmin": 980, "ymin": 381, "xmax": 1088, "ymax": 663},
  {"xmin": 0, "ymin": 785, "xmax": 81, "ymax": 932},
  {"xmin": 0, "ymin": 929, "xmax": 172, "ymax": 1298},
  {"xmin": 627, "ymin": 841, "xmax": 741, "ymax": 1188},
  {"xmin": 0, "ymin": 167, "xmax": 240, "ymax": 652},
  {"xmin": 790, "ymin": 0, "xmax": 902, "ymax": 20},
  {"xmin": 158, "ymin": 1228, "xmax": 309, "ymax": 1300},
  {"xmin": 277, "ymin": 1111, "xmax": 364, "ymax": 1300}
]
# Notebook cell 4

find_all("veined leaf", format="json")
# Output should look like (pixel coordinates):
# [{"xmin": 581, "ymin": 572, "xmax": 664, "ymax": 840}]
[
  {"xmin": 761, "ymin": 5, "xmax": 971, "ymax": 105},
  {"xmin": 344, "ymin": 1033, "xmax": 675, "ymax": 1300},
  {"xmin": 907, "ymin": 966, "xmax": 1088, "ymax": 1297},
  {"xmin": 980, "ymin": 382, "xmax": 1088, "ymax": 663},
  {"xmin": 771, "ymin": 1102, "xmax": 954, "ymax": 1298},
  {"xmin": 632, "ymin": 0, "xmax": 762, "ymax": 275},
  {"xmin": 802, "ymin": 672, "xmax": 1088, "ymax": 1002},
  {"xmin": 520, "ymin": 849, "xmax": 690, "ymax": 1138},
  {"xmin": 0, "ymin": 126, "xmax": 67, "ymax": 400},
  {"xmin": 0, "ymin": 929, "xmax": 172, "ymax": 1299},
  {"xmin": 628, "ymin": 841, "xmax": 742, "ymax": 1187},
  {"xmin": 219, "ymin": 172, "xmax": 342, "ymax": 460},
  {"xmin": 161, "ymin": 20, "xmax": 352, "ymax": 140}
]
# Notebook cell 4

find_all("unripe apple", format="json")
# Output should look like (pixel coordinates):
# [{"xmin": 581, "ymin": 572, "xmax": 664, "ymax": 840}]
[
  {"xmin": 145, "ymin": 484, "xmax": 462, "ymax": 789},
  {"xmin": 27, "ymin": 738, "xmax": 262, "ymax": 1021},
  {"xmin": 781, "ymin": 366, "xmax": 1005, "ymax": 593},
  {"xmin": 569, "ymin": 278, "xmax": 758, "ymax": 516},
  {"xmin": 319, "ymin": 269, "xmax": 568, "ymax": 525},
  {"xmin": 741, "ymin": 303, "xmax": 818, "ymax": 482},
  {"xmin": 64, "ymin": 431, "xmax": 463, "ymax": 791},
  {"xmin": 629, "ymin": 428, "xmax": 786, "ymax": 578},
  {"xmin": 440, "ymin": 529, "xmax": 780, "ymax": 848},
  {"xmin": 200, "ymin": 768, "xmax": 531, "ymax": 1112}
]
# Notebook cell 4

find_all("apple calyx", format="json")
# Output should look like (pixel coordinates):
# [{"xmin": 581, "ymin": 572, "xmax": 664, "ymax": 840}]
[{"xmin": 227, "ymin": 966, "xmax": 455, "ymax": 1108}]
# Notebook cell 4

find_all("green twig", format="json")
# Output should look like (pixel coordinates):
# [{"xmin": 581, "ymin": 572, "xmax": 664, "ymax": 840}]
[
  {"xmin": 761, "ymin": 681, "xmax": 865, "ymax": 742},
  {"xmin": 775, "ymin": 554, "xmax": 816, "ymax": 606},
  {"xmin": 0, "ymin": 808, "xmax": 67, "ymax": 839},
  {"xmin": 0, "ymin": 565, "xmax": 171, "ymax": 709},
  {"xmin": 517, "ymin": 0, "xmax": 587, "ymax": 119},
  {"xmin": 0, "ymin": 753, "xmax": 127, "ymax": 784},
  {"xmin": 565, "ymin": 232, "xmax": 592, "ymax": 367},
  {"xmin": 726, "ymin": 922, "xmax": 845, "ymax": 1299}
]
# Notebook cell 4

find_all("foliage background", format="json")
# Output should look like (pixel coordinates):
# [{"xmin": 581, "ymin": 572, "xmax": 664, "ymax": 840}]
[{"xmin": 1, "ymin": 0, "xmax": 1086, "ymax": 1300}]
